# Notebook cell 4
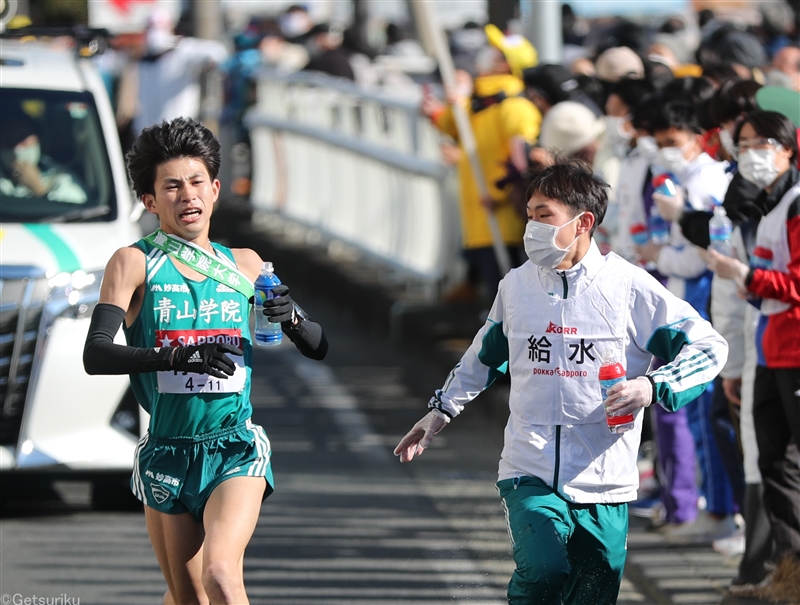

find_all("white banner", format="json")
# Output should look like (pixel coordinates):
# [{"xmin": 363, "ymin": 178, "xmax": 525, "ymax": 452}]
[{"xmin": 88, "ymin": 0, "xmax": 182, "ymax": 34}]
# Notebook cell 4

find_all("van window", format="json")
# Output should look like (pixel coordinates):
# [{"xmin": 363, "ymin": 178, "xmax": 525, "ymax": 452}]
[{"xmin": 0, "ymin": 88, "xmax": 117, "ymax": 223}]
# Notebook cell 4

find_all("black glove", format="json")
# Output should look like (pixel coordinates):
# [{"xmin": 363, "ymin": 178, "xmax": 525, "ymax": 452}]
[
  {"xmin": 169, "ymin": 343, "xmax": 243, "ymax": 379},
  {"xmin": 262, "ymin": 284, "xmax": 294, "ymax": 324}
]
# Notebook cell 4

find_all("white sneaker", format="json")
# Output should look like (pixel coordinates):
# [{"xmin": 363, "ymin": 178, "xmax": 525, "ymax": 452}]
[
  {"xmin": 662, "ymin": 512, "xmax": 739, "ymax": 544},
  {"xmin": 728, "ymin": 571, "xmax": 773, "ymax": 595},
  {"xmin": 712, "ymin": 526, "xmax": 745, "ymax": 556}
]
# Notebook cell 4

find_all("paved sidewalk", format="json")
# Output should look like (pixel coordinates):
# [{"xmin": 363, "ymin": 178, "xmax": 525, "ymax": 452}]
[{"xmin": 211, "ymin": 204, "xmax": 791, "ymax": 605}]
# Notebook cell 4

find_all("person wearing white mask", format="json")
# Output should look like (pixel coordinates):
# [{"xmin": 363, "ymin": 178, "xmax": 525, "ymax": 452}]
[
  {"xmin": 133, "ymin": 8, "xmax": 228, "ymax": 136},
  {"xmin": 707, "ymin": 110, "xmax": 800, "ymax": 580},
  {"xmin": 638, "ymin": 100, "xmax": 730, "ymax": 306},
  {"xmin": 0, "ymin": 109, "xmax": 86, "ymax": 204},
  {"xmin": 597, "ymin": 77, "xmax": 655, "ymax": 255},
  {"xmin": 395, "ymin": 158, "xmax": 728, "ymax": 605},
  {"xmin": 636, "ymin": 99, "xmax": 740, "ymax": 544},
  {"xmin": 670, "ymin": 77, "xmax": 770, "ymax": 583}
]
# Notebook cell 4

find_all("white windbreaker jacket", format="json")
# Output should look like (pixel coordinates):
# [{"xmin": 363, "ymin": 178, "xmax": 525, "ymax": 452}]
[{"xmin": 429, "ymin": 242, "xmax": 728, "ymax": 504}]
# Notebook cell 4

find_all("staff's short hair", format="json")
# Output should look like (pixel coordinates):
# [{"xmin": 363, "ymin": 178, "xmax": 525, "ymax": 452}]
[{"xmin": 527, "ymin": 156, "xmax": 609, "ymax": 235}]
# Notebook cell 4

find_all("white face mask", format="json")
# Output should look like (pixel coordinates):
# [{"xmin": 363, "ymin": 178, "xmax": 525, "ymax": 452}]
[
  {"xmin": 655, "ymin": 142, "xmax": 691, "ymax": 175},
  {"xmin": 524, "ymin": 212, "xmax": 585, "ymax": 269},
  {"xmin": 146, "ymin": 29, "xmax": 176, "ymax": 55},
  {"xmin": 605, "ymin": 116, "xmax": 633, "ymax": 148},
  {"xmin": 474, "ymin": 46, "xmax": 502, "ymax": 76},
  {"xmin": 738, "ymin": 148, "xmax": 779, "ymax": 189},
  {"xmin": 14, "ymin": 141, "xmax": 40, "ymax": 166},
  {"xmin": 280, "ymin": 12, "xmax": 311, "ymax": 39},
  {"xmin": 719, "ymin": 129, "xmax": 736, "ymax": 158},
  {"xmin": 636, "ymin": 136, "xmax": 658, "ymax": 160}
]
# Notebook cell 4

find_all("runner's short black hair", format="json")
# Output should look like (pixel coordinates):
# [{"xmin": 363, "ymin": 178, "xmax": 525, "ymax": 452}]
[
  {"xmin": 527, "ymin": 156, "xmax": 609, "ymax": 235},
  {"xmin": 126, "ymin": 117, "xmax": 221, "ymax": 199}
]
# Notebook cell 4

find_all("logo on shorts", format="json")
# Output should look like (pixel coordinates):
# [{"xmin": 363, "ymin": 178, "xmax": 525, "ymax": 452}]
[{"xmin": 150, "ymin": 483, "xmax": 170, "ymax": 504}]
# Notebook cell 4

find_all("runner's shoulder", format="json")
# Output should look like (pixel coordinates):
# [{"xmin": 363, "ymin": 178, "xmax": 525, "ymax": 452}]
[
  {"xmin": 229, "ymin": 247, "xmax": 262, "ymax": 281},
  {"xmin": 106, "ymin": 245, "xmax": 147, "ymax": 277}
]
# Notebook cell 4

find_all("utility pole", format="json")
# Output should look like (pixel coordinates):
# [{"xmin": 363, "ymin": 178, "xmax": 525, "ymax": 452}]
[
  {"xmin": 525, "ymin": 0, "xmax": 562, "ymax": 64},
  {"xmin": 411, "ymin": 0, "xmax": 512, "ymax": 276},
  {"xmin": 488, "ymin": 0, "xmax": 518, "ymax": 31},
  {"xmin": 352, "ymin": 0, "xmax": 369, "ymax": 52},
  {"xmin": 193, "ymin": 0, "xmax": 221, "ymax": 41},
  {"xmin": 192, "ymin": 0, "xmax": 222, "ymax": 134}
]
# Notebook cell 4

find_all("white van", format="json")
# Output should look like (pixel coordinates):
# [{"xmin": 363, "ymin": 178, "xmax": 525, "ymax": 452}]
[{"xmin": 0, "ymin": 37, "xmax": 143, "ymax": 507}]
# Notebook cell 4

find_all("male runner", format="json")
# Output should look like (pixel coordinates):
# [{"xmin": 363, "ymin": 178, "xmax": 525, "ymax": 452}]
[
  {"xmin": 395, "ymin": 158, "xmax": 728, "ymax": 605},
  {"xmin": 84, "ymin": 117, "xmax": 327, "ymax": 604}
]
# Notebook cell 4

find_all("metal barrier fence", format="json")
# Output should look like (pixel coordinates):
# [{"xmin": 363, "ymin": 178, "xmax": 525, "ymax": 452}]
[{"xmin": 243, "ymin": 70, "xmax": 463, "ymax": 299}]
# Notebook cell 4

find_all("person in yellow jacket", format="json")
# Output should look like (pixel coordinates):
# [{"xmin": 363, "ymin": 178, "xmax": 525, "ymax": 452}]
[{"xmin": 422, "ymin": 25, "xmax": 542, "ymax": 302}]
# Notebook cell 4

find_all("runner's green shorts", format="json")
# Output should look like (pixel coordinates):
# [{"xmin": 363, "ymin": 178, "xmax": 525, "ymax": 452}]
[{"xmin": 131, "ymin": 419, "xmax": 274, "ymax": 522}]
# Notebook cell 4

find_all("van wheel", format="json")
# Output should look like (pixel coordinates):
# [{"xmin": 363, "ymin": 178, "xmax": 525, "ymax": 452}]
[{"xmin": 91, "ymin": 478, "xmax": 141, "ymax": 512}]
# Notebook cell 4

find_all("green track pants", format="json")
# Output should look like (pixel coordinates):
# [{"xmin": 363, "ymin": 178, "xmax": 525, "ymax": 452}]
[{"xmin": 497, "ymin": 476, "xmax": 628, "ymax": 605}]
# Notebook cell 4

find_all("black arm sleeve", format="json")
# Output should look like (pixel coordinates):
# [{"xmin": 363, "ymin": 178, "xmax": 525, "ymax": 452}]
[
  {"xmin": 283, "ymin": 319, "xmax": 328, "ymax": 361},
  {"xmin": 678, "ymin": 210, "xmax": 713, "ymax": 249},
  {"xmin": 83, "ymin": 303, "xmax": 173, "ymax": 374}
]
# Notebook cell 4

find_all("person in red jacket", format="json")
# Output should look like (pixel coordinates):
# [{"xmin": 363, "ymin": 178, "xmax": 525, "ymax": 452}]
[{"xmin": 707, "ymin": 110, "xmax": 800, "ymax": 571}]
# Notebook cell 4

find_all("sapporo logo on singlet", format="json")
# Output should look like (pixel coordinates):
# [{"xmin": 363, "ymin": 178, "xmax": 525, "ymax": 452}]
[
  {"xmin": 156, "ymin": 329, "xmax": 246, "ymax": 394},
  {"xmin": 156, "ymin": 328, "xmax": 242, "ymax": 349}
]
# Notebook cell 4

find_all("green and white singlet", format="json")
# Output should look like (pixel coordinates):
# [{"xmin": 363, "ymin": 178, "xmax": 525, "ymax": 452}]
[{"xmin": 124, "ymin": 237, "xmax": 253, "ymax": 438}]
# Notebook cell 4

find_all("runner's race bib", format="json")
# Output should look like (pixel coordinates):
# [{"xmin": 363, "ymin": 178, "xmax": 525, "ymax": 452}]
[{"xmin": 156, "ymin": 329, "xmax": 246, "ymax": 394}]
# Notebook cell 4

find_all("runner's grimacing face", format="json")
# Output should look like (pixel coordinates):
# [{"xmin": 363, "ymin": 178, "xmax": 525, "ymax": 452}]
[{"xmin": 144, "ymin": 157, "xmax": 220, "ymax": 239}]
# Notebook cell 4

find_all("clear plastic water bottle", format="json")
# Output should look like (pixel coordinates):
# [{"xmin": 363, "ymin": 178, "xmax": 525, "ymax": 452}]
[
  {"xmin": 708, "ymin": 204, "xmax": 734, "ymax": 256},
  {"xmin": 254, "ymin": 262, "xmax": 282, "ymax": 347},
  {"xmin": 599, "ymin": 349, "xmax": 634, "ymax": 434},
  {"xmin": 649, "ymin": 173, "xmax": 677, "ymax": 245},
  {"xmin": 648, "ymin": 205, "xmax": 670, "ymax": 245}
]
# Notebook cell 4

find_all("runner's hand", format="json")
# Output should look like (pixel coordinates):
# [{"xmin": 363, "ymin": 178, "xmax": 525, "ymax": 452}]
[
  {"xmin": 261, "ymin": 284, "xmax": 294, "ymax": 324},
  {"xmin": 393, "ymin": 410, "xmax": 448, "ymax": 463},
  {"xmin": 604, "ymin": 377, "xmax": 653, "ymax": 417},
  {"xmin": 169, "ymin": 343, "xmax": 242, "ymax": 378}
]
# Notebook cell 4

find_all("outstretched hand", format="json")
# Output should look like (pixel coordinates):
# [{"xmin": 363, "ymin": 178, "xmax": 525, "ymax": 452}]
[
  {"xmin": 393, "ymin": 411, "xmax": 448, "ymax": 463},
  {"xmin": 170, "ymin": 343, "xmax": 243, "ymax": 379}
]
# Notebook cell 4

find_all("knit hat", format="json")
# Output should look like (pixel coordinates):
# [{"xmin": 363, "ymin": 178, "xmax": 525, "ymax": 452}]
[
  {"xmin": 595, "ymin": 46, "xmax": 644, "ymax": 82},
  {"xmin": 523, "ymin": 64, "xmax": 579, "ymax": 105},
  {"xmin": 538, "ymin": 101, "xmax": 605, "ymax": 155},
  {"xmin": 760, "ymin": 0, "xmax": 795, "ymax": 36},
  {"xmin": 651, "ymin": 33, "xmax": 690, "ymax": 65},
  {"xmin": 714, "ymin": 30, "xmax": 767, "ymax": 69},
  {"xmin": 485, "ymin": 24, "xmax": 538, "ymax": 79}
]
